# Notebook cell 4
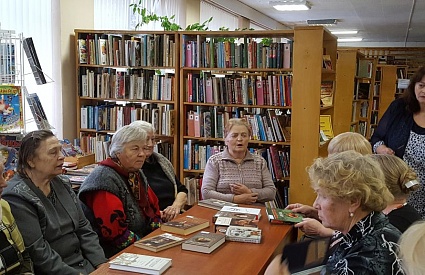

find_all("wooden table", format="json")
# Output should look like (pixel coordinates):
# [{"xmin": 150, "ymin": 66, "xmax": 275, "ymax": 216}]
[{"xmin": 91, "ymin": 205, "xmax": 296, "ymax": 275}]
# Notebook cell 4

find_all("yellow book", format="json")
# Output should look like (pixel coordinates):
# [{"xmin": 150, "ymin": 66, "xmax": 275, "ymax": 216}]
[{"xmin": 320, "ymin": 115, "xmax": 334, "ymax": 139}]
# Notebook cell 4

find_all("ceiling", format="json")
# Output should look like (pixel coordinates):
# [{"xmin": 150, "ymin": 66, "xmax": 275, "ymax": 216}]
[{"xmin": 236, "ymin": 0, "xmax": 425, "ymax": 46}]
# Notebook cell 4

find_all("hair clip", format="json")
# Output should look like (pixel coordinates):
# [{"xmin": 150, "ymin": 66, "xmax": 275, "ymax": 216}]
[{"xmin": 405, "ymin": 180, "xmax": 419, "ymax": 188}]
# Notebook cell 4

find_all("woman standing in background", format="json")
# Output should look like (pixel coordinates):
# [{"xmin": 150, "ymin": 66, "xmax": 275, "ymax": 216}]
[{"xmin": 371, "ymin": 66, "xmax": 425, "ymax": 219}]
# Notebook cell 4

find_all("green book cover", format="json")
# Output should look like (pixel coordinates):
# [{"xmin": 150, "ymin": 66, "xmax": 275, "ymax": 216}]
[{"xmin": 266, "ymin": 208, "xmax": 303, "ymax": 224}]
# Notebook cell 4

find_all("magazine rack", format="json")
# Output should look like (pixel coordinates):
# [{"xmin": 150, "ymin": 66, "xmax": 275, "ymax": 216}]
[{"xmin": 0, "ymin": 24, "xmax": 52, "ymax": 134}]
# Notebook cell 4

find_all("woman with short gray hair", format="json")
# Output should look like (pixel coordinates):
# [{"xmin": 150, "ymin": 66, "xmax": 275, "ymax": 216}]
[{"xmin": 79, "ymin": 125, "xmax": 162, "ymax": 258}]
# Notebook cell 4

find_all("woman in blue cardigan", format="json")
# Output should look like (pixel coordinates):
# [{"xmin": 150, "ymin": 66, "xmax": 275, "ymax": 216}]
[{"xmin": 371, "ymin": 66, "xmax": 425, "ymax": 219}]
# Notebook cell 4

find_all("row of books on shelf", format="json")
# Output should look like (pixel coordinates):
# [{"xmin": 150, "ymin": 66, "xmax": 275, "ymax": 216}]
[
  {"xmin": 372, "ymin": 98, "xmax": 379, "ymax": 110},
  {"xmin": 186, "ymin": 107, "xmax": 291, "ymax": 142},
  {"xmin": 373, "ymin": 83, "xmax": 380, "ymax": 96},
  {"xmin": 80, "ymin": 68, "xmax": 174, "ymax": 101},
  {"xmin": 353, "ymin": 82, "xmax": 371, "ymax": 100},
  {"xmin": 320, "ymin": 81, "xmax": 334, "ymax": 107},
  {"xmin": 77, "ymin": 33, "xmax": 176, "ymax": 67},
  {"xmin": 186, "ymin": 72, "xmax": 292, "ymax": 107},
  {"xmin": 370, "ymin": 111, "xmax": 379, "ymax": 125},
  {"xmin": 80, "ymin": 104, "xmax": 175, "ymax": 135},
  {"xmin": 182, "ymin": 36, "xmax": 292, "ymax": 69},
  {"xmin": 76, "ymin": 133, "xmax": 174, "ymax": 163}
]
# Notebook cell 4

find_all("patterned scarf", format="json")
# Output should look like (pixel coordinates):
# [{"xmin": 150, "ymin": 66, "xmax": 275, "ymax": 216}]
[{"xmin": 99, "ymin": 158, "xmax": 162, "ymax": 229}]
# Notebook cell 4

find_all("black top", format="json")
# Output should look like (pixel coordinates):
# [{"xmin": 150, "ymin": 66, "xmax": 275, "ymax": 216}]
[
  {"xmin": 387, "ymin": 203, "xmax": 422, "ymax": 233},
  {"xmin": 143, "ymin": 160, "xmax": 187, "ymax": 210}
]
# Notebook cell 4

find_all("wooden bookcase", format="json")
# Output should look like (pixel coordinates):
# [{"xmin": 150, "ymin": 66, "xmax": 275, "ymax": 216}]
[
  {"xmin": 291, "ymin": 27, "xmax": 337, "ymax": 206},
  {"xmin": 375, "ymin": 65, "xmax": 397, "ymax": 121},
  {"xmin": 334, "ymin": 49, "xmax": 362, "ymax": 135},
  {"xmin": 74, "ymin": 30, "xmax": 179, "ymax": 169},
  {"xmin": 335, "ymin": 49, "xmax": 376, "ymax": 139},
  {"xmin": 178, "ymin": 27, "xmax": 337, "ymax": 207}
]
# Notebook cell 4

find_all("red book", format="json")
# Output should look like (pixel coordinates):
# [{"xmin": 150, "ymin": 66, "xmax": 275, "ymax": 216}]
[
  {"xmin": 269, "ymin": 146, "xmax": 284, "ymax": 180},
  {"xmin": 256, "ymin": 76, "xmax": 264, "ymax": 105}
]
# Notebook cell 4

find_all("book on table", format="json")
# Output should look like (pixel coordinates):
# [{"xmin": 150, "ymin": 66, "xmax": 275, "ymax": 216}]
[
  {"xmin": 181, "ymin": 231, "xmax": 226, "ymax": 254},
  {"xmin": 214, "ymin": 216, "xmax": 259, "ymax": 234},
  {"xmin": 266, "ymin": 208, "xmax": 304, "ymax": 224},
  {"xmin": 213, "ymin": 206, "xmax": 262, "ymax": 222},
  {"xmin": 225, "ymin": 225, "xmax": 262, "ymax": 244},
  {"xmin": 198, "ymin": 198, "xmax": 238, "ymax": 210},
  {"xmin": 134, "ymin": 233, "xmax": 185, "ymax": 252},
  {"xmin": 161, "ymin": 215, "xmax": 210, "ymax": 236},
  {"xmin": 109, "ymin": 253, "xmax": 172, "ymax": 275}
]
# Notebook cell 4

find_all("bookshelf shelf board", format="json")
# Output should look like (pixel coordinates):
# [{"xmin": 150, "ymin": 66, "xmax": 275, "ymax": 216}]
[
  {"xmin": 321, "ymin": 69, "xmax": 336, "ymax": 74},
  {"xmin": 320, "ymin": 106, "xmax": 334, "ymax": 111},
  {"xmin": 184, "ymin": 169, "xmax": 205, "ymax": 173},
  {"xmin": 79, "ymin": 97, "xmax": 176, "ymax": 104},
  {"xmin": 77, "ymin": 64, "xmax": 175, "ymax": 70},
  {"xmin": 182, "ymin": 136, "xmax": 290, "ymax": 146},
  {"xmin": 180, "ymin": 67, "xmax": 293, "ymax": 73},
  {"xmin": 183, "ymin": 102, "xmax": 291, "ymax": 109}
]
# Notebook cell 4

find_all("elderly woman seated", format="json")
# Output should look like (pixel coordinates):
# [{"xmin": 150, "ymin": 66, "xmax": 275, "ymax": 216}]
[
  {"xmin": 79, "ymin": 125, "xmax": 162, "ymax": 257},
  {"xmin": 266, "ymin": 151, "xmax": 404, "ymax": 274},
  {"xmin": 201, "ymin": 118, "xmax": 276, "ymax": 204},
  {"xmin": 3, "ymin": 130, "xmax": 107, "ymax": 274},
  {"xmin": 130, "ymin": 120, "xmax": 188, "ymax": 222}
]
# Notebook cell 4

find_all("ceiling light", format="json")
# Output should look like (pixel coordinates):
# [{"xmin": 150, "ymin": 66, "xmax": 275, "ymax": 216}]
[
  {"xmin": 307, "ymin": 19, "xmax": 337, "ymax": 26},
  {"xmin": 270, "ymin": 0, "xmax": 311, "ymax": 11},
  {"xmin": 331, "ymin": 30, "xmax": 358, "ymax": 35},
  {"xmin": 337, "ymin": 38, "xmax": 363, "ymax": 42}
]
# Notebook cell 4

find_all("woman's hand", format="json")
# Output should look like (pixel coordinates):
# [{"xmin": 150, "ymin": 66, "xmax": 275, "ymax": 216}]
[
  {"xmin": 233, "ymin": 193, "xmax": 258, "ymax": 204},
  {"xmin": 295, "ymin": 218, "xmax": 334, "ymax": 237},
  {"xmin": 229, "ymin": 183, "xmax": 251, "ymax": 195},
  {"xmin": 376, "ymin": 144, "xmax": 395, "ymax": 155},
  {"xmin": 286, "ymin": 203, "xmax": 319, "ymax": 220},
  {"xmin": 264, "ymin": 254, "xmax": 290, "ymax": 275},
  {"xmin": 161, "ymin": 205, "xmax": 180, "ymax": 222}
]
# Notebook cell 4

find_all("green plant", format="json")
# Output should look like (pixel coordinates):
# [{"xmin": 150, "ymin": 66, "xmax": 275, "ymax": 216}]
[
  {"xmin": 261, "ymin": 38, "xmax": 273, "ymax": 46},
  {"xmin": 130, "ymin": 1, "xmax": 212, "ymax": 31}
]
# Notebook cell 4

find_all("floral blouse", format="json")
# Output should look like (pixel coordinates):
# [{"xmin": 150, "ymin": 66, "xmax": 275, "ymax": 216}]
[{"xmin": 324, "ymin": 211, "xmax": 404, "ymax": 275}]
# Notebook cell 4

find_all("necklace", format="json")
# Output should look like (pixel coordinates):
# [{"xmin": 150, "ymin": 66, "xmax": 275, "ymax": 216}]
[{"xmin": 383, "ymin": 202, "xmax": 407, "ymax": 215}]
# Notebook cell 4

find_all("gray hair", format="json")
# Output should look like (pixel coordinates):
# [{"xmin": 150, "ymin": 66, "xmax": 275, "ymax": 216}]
[
  {"xmin": 109, "ymin": 125, "xmax": 147, "ymax": 158},
  {"xmin": 129, "ymin": 120, "xmax": 155, "ymax": 134}
]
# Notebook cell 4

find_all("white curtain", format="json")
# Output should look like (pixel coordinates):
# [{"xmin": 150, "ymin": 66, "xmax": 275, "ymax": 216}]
[
  {"xmin": 94, "ymin": 0, "xmax": 185, "ymax": 30},
  {"xmin": 0, "ymin": 0, "xmax": 58, "ymax": 135},
  {"xmin": 200, "ymin": 1, "xmax": 238, "ymax": 31}
]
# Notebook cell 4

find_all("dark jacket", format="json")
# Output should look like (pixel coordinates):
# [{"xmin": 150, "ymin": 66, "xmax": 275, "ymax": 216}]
[
  {"xmin": 3, "ymin": 174, "xmax": 107, "ymax": 275},
  {"xmin": 78, "ymin": 165, "xmax": 151, "ymax": 257},
  {"xmin": 370, "ymin": 98, "xmax": 413, "ymax": 158},
  {"xmin": 325, "ymin": 212, "xmax": 403, "ymax": 275}
]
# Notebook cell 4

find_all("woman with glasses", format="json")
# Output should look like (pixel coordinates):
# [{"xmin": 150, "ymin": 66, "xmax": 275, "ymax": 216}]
[
  {"xmin": 3, "ymin": 130, "xmax": 107, "ymax": 274},
  {"xmin": 78, "ymin": 125, "xmax": 162, "ymax": 257},
  {"xmin": 201, "ymin": 118, "xmax": 276, "ymax": 204},
  {"xmin": 371, "ymin": 66, "xmax": 425, "ymax": 219},
  {"xmin": 130, "ymin": 120, "xmax": 187, "ymax": 222}
]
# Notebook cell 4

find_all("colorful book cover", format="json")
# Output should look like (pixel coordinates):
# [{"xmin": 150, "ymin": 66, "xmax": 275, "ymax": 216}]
[
  {"xmin": 0, "ymin": 85, "xmax": 23, "ymax": 133},
  {"xmin": 266, "ymin": 208, "xmax": 304, "ymax": 224},
  {"xmin": 182, "ymin": 231, "xmax": 225, "ymax": 254},
  {"xmin": 134, "ymin": 233, "xmax": 185, "ymax": 252},
  {"xmin": 161, "ymin": 215, "xmax": 210, "ymax": 236},
  {"xmin": 225, "ymin": 226, "xmax": 262, "ymax": 244}
]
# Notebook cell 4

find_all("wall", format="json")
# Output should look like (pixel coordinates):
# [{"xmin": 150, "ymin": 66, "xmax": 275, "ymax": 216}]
[{"xmin": 60, "ymin": 0, "xmax": 94, "ymax": 140}]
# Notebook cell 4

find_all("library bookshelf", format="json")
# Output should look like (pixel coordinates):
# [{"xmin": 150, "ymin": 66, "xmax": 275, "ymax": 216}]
[
  {"xmin": 374, "ymin": 65, "xmax": 397, "ymax": 129},
  {"xmin": 74, "ymin": 30, "xmax": 179, "ymax": 169},
  {"xmin": 179, "ymin": 27, "xmax": 337, "ymax": 207},
  {"xmin": 335, "ymin": 49, "xmax": 377, "ymax": 139}
]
